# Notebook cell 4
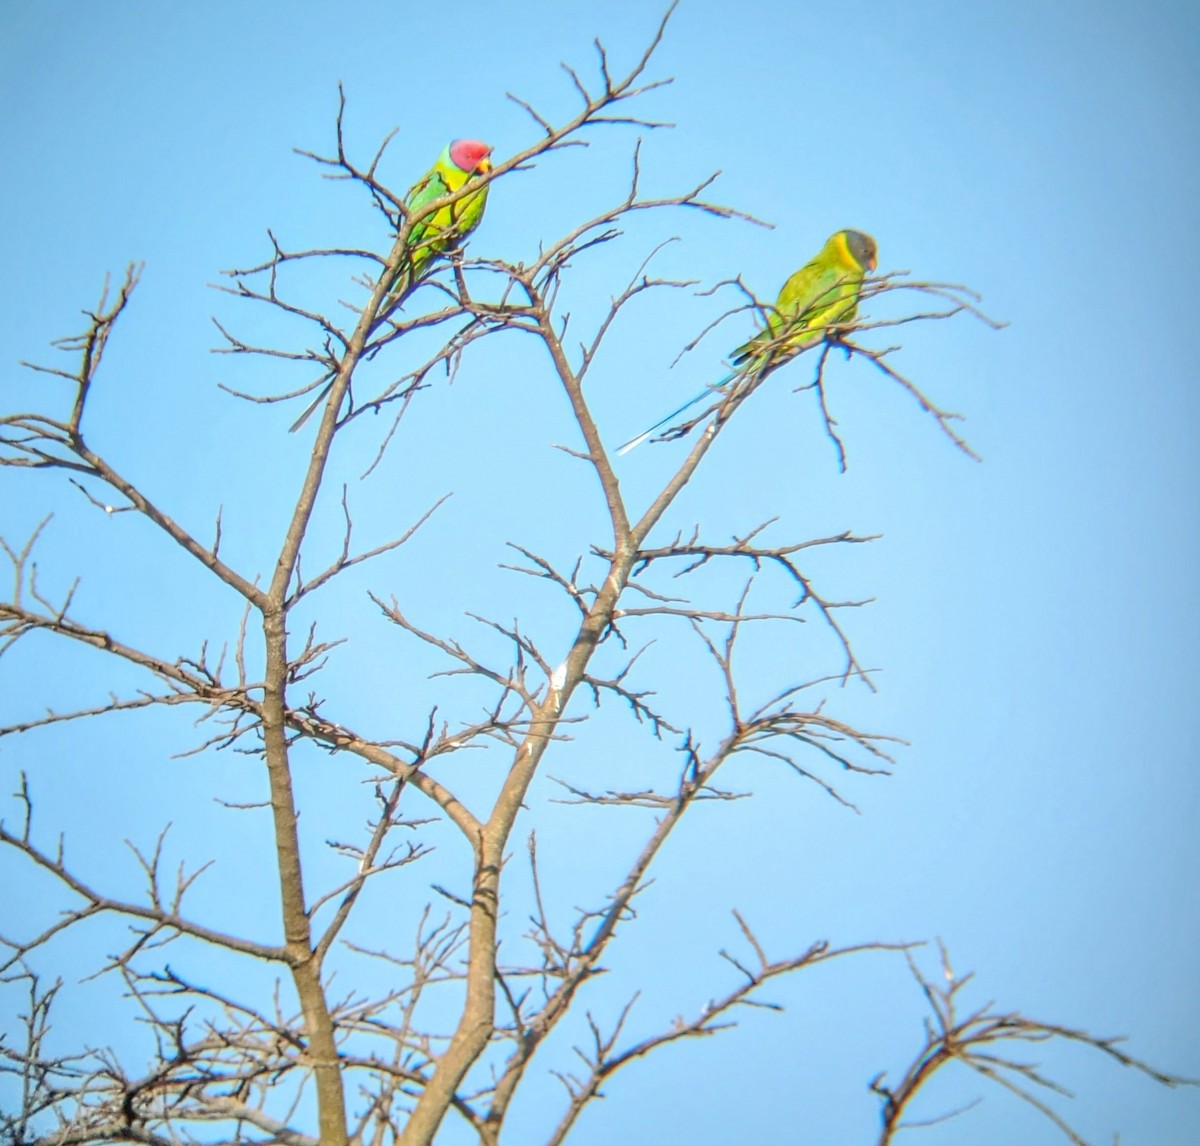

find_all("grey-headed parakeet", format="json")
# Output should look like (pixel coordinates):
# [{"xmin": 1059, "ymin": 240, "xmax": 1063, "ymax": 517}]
[{"xmin": 616, "ymin": 229, "xmax": 877, "ymax": 454}]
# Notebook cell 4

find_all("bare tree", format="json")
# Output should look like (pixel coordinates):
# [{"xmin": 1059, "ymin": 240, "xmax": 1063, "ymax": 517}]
[{"xmin": 0, "ymin": 8, "xmax": 1192, "ymax": 1146}]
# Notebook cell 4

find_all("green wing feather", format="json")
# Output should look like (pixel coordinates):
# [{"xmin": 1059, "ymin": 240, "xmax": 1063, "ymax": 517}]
[{"xmin": 398, "ymin": 167, "xmax": 453, "ymax": 286}]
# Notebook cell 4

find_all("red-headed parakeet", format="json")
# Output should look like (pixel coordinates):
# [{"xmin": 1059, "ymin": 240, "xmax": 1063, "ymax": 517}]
[
  {"xmin": 289, "ymin": 138, "xmax": 494, "ymax": 432},
  {"xmin": 387, "ymin": 138, "xmax": 494, "ymax": 299}
]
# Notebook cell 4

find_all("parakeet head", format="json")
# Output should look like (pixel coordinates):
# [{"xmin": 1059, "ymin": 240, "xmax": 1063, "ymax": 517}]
[
  {"xmin": 449, "ymin": 139, "xmax": 493, "ymax": 175},
  {"xmin": 840, "ymin": 230, "xmax": 878, "ymax": 273}
]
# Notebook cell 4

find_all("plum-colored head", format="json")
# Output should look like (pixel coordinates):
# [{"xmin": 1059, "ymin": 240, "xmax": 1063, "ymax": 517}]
[{"xmin": 449, "ymin": 139, "xmax": 493, "ymax": 175}]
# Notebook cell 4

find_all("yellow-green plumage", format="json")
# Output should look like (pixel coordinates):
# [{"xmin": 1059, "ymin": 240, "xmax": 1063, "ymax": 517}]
[
  {"xmin": 732, "ymin": 229, "xmax": 878, "ymax": 369},
  {"xmin": 616, "ymin": 229, "xmax": 877, "ymax": 454}
]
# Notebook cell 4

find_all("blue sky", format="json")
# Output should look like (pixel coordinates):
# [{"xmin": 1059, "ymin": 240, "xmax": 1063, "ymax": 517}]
[{"xmin": 1, "ymin": 1, "xmax": 1198, "ymax": 1143}]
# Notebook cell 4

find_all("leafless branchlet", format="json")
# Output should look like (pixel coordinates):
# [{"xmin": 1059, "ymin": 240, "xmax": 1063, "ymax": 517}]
[{"xmin": 869, "ymin": 942, "xmax": 1198, "ymax": 1146}]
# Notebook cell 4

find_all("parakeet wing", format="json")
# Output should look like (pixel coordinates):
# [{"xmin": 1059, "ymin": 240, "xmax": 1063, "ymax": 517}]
[
  {"xmin": 406, "ymin": 167, "xmax": 452, "ymax": 214},
  {"xmin": 394, "ymin": 167, "xmax": 455, "ymax": 285},
  {"xmin": 733, "ymin": 255, "xmax": 850, "ymax": 366}
]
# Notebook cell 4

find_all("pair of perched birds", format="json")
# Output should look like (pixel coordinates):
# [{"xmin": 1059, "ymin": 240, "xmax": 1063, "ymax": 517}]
[{"xmin": 290, "ymin": 138, "xmax": 877, "ymax": 446}]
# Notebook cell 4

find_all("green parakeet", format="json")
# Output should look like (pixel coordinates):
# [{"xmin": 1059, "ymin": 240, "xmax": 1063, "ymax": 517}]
[
  {"xmin": 616, "ymin": 229, "xmax": 878, "ymax": 455},
  {"xmin": 289, "ymin": 138, "xmax": 494, "ymax": 433},
  {"xmin": 386, "ymin": 138, "xmax": 494, "ymax": 299}
]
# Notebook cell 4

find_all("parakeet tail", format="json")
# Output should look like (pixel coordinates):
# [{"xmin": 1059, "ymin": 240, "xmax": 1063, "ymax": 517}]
[
  {"xmin": 616, "ymin": 373, "xmax": 736, "ymax": 456},
  {"xmin": 288, "ymin": 380, "xmax": 336, "ymax": 434}
]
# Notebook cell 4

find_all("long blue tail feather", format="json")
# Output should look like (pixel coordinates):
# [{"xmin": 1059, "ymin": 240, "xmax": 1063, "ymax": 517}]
[{"xmin": 615, "ymin": 372, "xmax": 737, "ymax": 455}]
